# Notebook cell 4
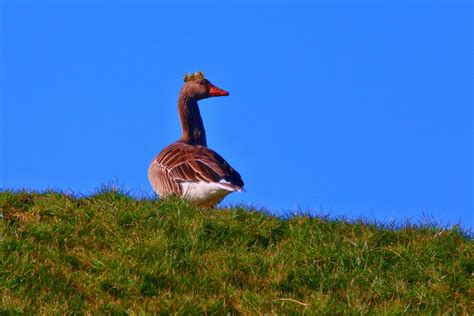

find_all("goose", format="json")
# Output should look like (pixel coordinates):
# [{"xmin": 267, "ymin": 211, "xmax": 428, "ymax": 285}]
[{"xmin": 148, "ymin": 71, "xmax": 244, "ymax": 208}]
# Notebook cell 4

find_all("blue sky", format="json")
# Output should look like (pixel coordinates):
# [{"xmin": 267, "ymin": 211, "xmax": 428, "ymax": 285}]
[{"xmin": 1, "ymin": 2, "xmax": 472, "ymax": 228}]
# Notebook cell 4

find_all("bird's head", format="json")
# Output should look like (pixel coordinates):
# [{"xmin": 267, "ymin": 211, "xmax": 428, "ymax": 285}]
[{"xmin": 181, "ymin": 71, "xmax": 229, "ymax": 101}]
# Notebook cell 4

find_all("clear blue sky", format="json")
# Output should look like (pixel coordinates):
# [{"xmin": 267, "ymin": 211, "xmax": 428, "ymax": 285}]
[{"xmin": 1, "ymin": 2, "xmax": 472, "ymax": 228}]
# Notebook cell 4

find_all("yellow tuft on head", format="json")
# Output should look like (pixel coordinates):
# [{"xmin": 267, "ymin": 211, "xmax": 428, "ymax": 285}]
[{"xmin": 183, "ymin": 71, "xmax": 205, "ymax": 82}]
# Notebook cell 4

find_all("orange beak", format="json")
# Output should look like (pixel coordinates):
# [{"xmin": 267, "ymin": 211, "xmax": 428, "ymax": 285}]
[{"xmin": 209, "ymin": 83, "xmax": 229, "ymax": 97}]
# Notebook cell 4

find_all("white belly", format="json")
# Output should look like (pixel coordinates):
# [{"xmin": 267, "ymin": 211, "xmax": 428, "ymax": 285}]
[{"xmin": 180, "ymin": 181, "xmax": 233, "ymax": 206}]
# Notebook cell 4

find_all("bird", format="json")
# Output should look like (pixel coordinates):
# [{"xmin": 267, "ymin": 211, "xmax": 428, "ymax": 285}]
[{"xmin": 148, "ymin": 71, "xmax": 244, "ymax": 208}]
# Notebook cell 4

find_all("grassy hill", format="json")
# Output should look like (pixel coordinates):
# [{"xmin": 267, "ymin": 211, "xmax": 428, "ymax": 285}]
[{"xmin": 0, "ymin": 190, "xmax": 472, "ymax": 314}]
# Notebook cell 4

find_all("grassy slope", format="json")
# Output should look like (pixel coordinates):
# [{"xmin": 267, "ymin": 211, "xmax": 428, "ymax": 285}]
[{"xmin": 0, "ymin": 190, "xmax": 472, "ymax": 315}]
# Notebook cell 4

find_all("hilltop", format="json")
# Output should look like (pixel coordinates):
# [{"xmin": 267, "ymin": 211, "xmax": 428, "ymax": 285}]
[{"xmin": 0, "ymin": 190, "xmax": 472, "ymax": 314}]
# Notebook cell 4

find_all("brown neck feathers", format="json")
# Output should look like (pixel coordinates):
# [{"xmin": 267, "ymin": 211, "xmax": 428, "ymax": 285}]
[{"xmin": 178, "ymin": 95, "xmax": 207, "ymax": 146}]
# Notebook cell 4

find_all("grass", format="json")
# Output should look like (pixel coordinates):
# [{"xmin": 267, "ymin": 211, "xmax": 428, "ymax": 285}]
[{"xmin": 0, "ymin": 189, "xmax": 472, "ymax": 314}]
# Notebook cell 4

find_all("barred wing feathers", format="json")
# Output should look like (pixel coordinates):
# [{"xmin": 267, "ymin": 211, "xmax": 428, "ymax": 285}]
[{"xmin": 149, "ymin": 142, "xmax": 244, "ymax": 198}]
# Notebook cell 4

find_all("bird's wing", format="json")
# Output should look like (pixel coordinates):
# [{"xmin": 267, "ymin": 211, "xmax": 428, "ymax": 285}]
[{"xmin": 154, "ymin": 142, "xmax": 244, "ymax": 191}]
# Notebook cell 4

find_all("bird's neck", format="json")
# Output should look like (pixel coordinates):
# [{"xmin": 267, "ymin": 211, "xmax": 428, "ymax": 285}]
[{"xmin": 178, "ymin": 95, "xmax": 207, "ymax": 146}]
